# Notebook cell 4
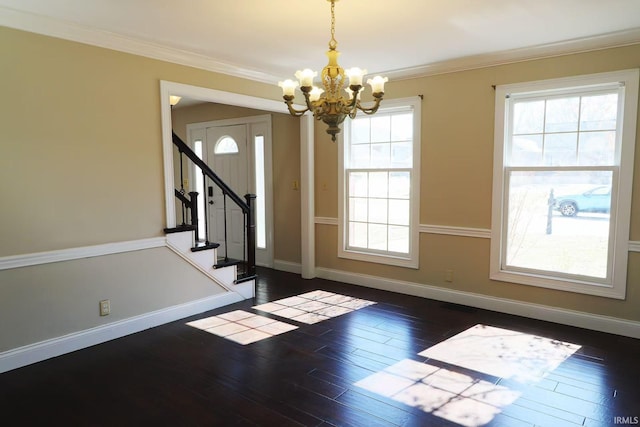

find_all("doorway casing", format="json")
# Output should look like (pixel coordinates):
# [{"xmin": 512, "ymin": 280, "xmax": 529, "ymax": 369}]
[{"xmin": 159, "ymin": 80, "xmax": 316, "ymax": 278}]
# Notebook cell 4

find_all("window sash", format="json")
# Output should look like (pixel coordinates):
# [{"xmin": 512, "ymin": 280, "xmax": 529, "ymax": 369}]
[{"xmin": 501, "ymin": 166, "xmax": 617, "ymax": 285}]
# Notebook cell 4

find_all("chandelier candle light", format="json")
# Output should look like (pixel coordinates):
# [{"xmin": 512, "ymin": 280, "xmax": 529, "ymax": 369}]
[{"xmin": 278, "ymin": 0, "xmax": 388, "ymax": 142}]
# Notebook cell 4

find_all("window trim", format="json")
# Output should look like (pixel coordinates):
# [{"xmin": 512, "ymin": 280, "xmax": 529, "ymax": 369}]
[
  {"xmin": 338, "ymin": 96, "xmax": 421, "ymax": 268},
  {"xmin": 490, "ymin": 69, "xmax": 639, "ymax": 299}
]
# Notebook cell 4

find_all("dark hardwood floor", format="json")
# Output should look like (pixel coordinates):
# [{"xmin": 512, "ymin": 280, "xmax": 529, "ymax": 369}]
[{"xmin": 1, "ymin": 267, "xmax": 639, "ymax": 426}]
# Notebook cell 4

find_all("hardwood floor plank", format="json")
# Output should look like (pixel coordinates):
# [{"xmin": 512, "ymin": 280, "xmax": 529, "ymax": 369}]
[{"xmin": 1, "ymin": 267, "xmax": 638, "ymax": 426}]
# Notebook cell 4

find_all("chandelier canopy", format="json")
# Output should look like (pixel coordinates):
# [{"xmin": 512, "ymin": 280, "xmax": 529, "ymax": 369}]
[{"xmin": 278, "ymin": 0, "xmax": 388, "ymax": 142}]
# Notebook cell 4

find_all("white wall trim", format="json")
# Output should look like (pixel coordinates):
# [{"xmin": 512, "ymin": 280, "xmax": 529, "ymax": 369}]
[
  {"xmin": 0, "ymin": 291, "xmax": 242, "ymax": 374},
  {"xmin": 315, "ymin": 216, "xmax": 339, "ymax": 226},
  {"xmin": 0, "ymin": 237, "xmax": 166, "ymax": 271},
  {"xmin": 300, "ymin": 115, "xmax": 316, "ymax": 279},
  {"xmin": 315, "ymin": 217, "xmax": 491, "ymax": 239},
  {"xmin": 316, "ymin": 219, "xmax": 640, "ymax": 251},
  {"xmin": 274, "ymin": 259, "xmax": 303, "ymax": 275},
  {"xmin": 419, "ymin": 224, "xmax": 491, "ymax": 239},
  {"xmin": 315, "ymin": 267, "xmax": 640, "ymax": 339}
]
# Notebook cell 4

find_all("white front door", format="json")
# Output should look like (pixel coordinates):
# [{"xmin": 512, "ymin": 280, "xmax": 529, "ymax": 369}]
[{"xmin": 205, "ymin": 124, "xmax": 248, "ymax": 261}]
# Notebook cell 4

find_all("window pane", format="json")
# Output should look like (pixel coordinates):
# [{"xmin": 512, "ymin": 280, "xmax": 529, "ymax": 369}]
[
  {"xmin": 388, "ymin": 225, "xmax": 409, "ymax": 253},
  {"xmin": 371, "ymin": 115, "xmax": 391, "ymax": 142},
  {"xmin": 511, "ymin": 135, "xmax": 543, "ymax": 166},
  {"xmin": 580, "ymin": 94, "xmax": 618, "ymax": 131},
  {"xmin": 391, "ymin": 142, "xmax": 412, "ymax": 168},
  {"xmin": 369, "ymin": 172, "xmax": 388, "ymax": 198},
  {"xmin": 349, "ymin": 197, "xmax": 368, "ymax": 222},
  {"xmin": 578, "ymin": 131, "xmax": 615, "ymax": 166},
  {"xmin": 388, "ymin": 199, "xmax": 410, "ymax": 225},
  {"xmin": 254, "ymin": 136, "xmax": 266, "ymax": 249},
  {"xmin": 368, "ymin": 224, "xmax": 387, "ymax": 250},
  {"xmin": 506, "ymin": 170, "xmax": 612, "ymax": 279},
  {"xmin": 350, "ymin": 144, "xmax": 370, "ymax": 168},
  {"xmin": 349, "ymin": 222, "xmax": 367, "ymax": 248},
  {"xmin": 371, "ymin": 143, "xmax": 391, "ymax": 168},
  {"xmin": 389, "ymin": 172, "xmax": 411, "ymax": 199},
  {"xmin": 215, "ymin": 136, "xmax": 239, "ymax": 154},
  {"xmin": 369, "ymin": 199, "xmax": 388, "ymax": 223},
  {"xmin": 391, "ymin": 113, "xmax": 413, "ymax": 141},
  {"xmin": 545, "ymin": 97, "xmax": 579, "ymax": 132},
  {"xmin": 349, "ymin": 172, "xmax": 368, "ymax": 197},
  {"xmin": 543, "ymin": 132, "xmax": 577, "ymax": 166},
  {"xmin": 351, "ymin": 118, "xmax": 370, "ymax": 144},
  {"xmin": 513, "ymin": 100, "xmax": 545, "ymax": 134}
]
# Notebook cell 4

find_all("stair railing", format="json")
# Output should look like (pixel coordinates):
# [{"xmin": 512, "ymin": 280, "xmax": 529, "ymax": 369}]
[{"xmin": 170, "ymin": 132, "xmax": 256, "ymax": 281}]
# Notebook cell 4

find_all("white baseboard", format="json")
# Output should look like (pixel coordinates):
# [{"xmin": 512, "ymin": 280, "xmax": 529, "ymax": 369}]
[
  {"xmin": 0, "ymin": 292, "xmax": 242, "ymax": 374},
  {"xmin": 316, "ymin": 267, "xmax": 640, "ymax": 339},
  {"xmin": 273, "ymin": 259, "xmax": 302, "ymax": 274}
]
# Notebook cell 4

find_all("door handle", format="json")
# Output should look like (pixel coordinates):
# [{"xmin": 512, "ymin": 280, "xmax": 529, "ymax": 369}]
[{"xmin": 208, "ymin": 200, "xmax": 214, "ymax": 205}]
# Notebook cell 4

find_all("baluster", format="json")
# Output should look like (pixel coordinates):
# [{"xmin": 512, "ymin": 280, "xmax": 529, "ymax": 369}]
[
  {"xmin": 223, "ymin": 192, "xmax": 228, "ymax": 262},
  {"xmin": 203, "ymin": 170, "xmax": 209, "ymax": 244},
  {"xmin": 179, "ymin": 150, "xmax": 186, "ymax": 225}
]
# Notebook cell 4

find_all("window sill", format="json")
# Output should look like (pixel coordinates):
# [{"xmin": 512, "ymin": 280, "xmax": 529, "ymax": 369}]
[
  {"xmin": 339, "ymin": 248, "xmax": 419, "ymax": 269},
  {"xmin": 490, "ymin": 270, "xmax": 624, "ymax": 299}
]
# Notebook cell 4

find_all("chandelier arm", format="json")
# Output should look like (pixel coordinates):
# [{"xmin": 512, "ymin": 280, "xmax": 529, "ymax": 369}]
[
  {"xmin": 301, "ymin": 90, "xmax": 318, "ymax": 112},
  {"xmin": 283, "ymin": 99, "xmax": 310, "ymax": 117},
  {"xmin": 356, "ymin": 95, "xmax": 384, "ymax": 115}
]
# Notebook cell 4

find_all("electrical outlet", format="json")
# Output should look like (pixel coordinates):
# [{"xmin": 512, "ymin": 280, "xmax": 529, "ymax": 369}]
[
  {"xmin": 445, "ymin": 270, "xmax": 454, "ymax": 283},
  {"xmin": 99, "ymin": 299, "xmax": 110, "ymax": 316}
]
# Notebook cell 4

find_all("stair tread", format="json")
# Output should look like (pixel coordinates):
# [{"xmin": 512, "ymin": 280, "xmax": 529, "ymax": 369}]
[
  {"xmin": 164, "ymin": 224, "xmax": 196, "ymax": 234},
  {"xmin": 191, "ymin": 242, "xmax": 220, "ymax": 252},
  {"xmin": 234, "ymin": 273, "xmax": 257, "ymax": 284},
  {"xmin": 213, "ymin": 258, "xmax": 243, "ymax": 269}
]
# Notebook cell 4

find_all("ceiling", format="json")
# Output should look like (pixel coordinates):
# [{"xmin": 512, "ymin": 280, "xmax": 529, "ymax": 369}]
[{"xmin": 2, "ymin": 0, "xmax": 640, "ymax": 84}]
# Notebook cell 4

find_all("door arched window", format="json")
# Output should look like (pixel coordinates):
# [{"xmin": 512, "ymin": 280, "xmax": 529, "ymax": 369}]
[{"xmin": 214, "ymin": 136, "xmax": 239, "ymax": 154}]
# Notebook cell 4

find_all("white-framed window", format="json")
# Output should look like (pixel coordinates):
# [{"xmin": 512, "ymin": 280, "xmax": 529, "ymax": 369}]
[
  {"xmin": 339, "ymin": 96, "xmax": 421, "ymax": 268},
  {"xmin": 490, "ymin": 69, "xmax": 638, "ymax": 299}
]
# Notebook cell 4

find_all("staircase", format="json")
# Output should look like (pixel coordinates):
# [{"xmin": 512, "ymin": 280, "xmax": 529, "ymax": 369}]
[{"xmin": 164, "ymin": 132, "xmax": 257, "ymax": 299}]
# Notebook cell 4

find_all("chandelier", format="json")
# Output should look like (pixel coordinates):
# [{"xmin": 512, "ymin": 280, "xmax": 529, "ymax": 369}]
[{"xmin": 278, "ymin": 0, "xmax": 388, "ymax": 142}]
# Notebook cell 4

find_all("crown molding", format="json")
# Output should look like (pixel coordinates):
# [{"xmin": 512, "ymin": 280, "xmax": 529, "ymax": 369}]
[
  {"xmin": 0, "ymin": 6, "xmax": 280, "ymax": 84},
  {"xmin": 2, "ymin": 6, "xmax": 640, "ymax": 84},
  {"xmin": 386, "ymin": 28, "xmax": 640, "ymax": 81}
]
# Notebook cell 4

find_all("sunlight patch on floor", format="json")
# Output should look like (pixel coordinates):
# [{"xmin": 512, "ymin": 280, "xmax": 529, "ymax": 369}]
[
  {"xmin": 355, "ymin": 324, "xmax": 581, "ymax": 426},
  {"xmin": 253, "ymin": 290, "xmax": 376, "ymax": 324},
  {"xmin": 418, "ymin": 324, "xmax": 581, "ymax": 383},
  {"xmin": 186, "ymin": 310, "xmax": 298, "ymax": 345},
  {"xmin": 355, "ymin": 359, "xmax": 521, "ymax": 427}
]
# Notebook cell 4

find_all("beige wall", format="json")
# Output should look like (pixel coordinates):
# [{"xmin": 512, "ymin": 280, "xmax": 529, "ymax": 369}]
[
  {"xmin": 314, "ymin": 44, "xmax": 640, "ymax": 322},
  {"xmin": 170, "ymin": 104, "xmax": 302, "ymax": 263}
]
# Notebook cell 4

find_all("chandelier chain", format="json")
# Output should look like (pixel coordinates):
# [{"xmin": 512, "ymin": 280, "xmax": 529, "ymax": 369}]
[{"xmin": 329, "ymin": 0, "xmax": 337, "ymax": 50}]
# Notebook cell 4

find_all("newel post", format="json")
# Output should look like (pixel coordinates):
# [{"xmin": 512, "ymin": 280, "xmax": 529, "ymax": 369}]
[{"xmin": 245, "ymin": 194, "xmax": 257, "ymax": 277}]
